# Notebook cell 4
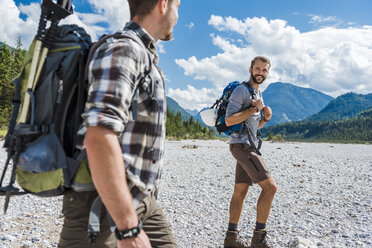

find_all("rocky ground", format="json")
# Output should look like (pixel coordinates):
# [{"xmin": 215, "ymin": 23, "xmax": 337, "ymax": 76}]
[{"xmin": 0, "ymin": 140, "xmax": 371, "ymax": 247}]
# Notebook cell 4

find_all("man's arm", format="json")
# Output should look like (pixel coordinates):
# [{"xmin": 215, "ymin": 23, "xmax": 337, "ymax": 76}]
[
  {"xmin": 258, "ymin": 106, "xmax": 272, "ymax": 129},
  {"xmin": 225, "ymin": 99, "xmax": 265, "ymax": 126},
  {"xmin": 85, "ymin": 126, "xmax": 151, "ymax": 247},
  {"xmin": 225, "ymin": 106, "xmax": 258, "ymax": 126}
]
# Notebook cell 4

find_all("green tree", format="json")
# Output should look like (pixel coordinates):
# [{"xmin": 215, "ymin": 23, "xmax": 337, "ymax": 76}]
[
  {"xmin": 12, "ymin": 37, "xmax": 26, "ymax": 78},
  {"xmin": 0, "ymin": 39, "xmax": 26, "ymax": 127},
  {"xmin": 166, "ymin": 110, "xmax": 217, "ymax": 140},
  {"xmin": 0, "ymin": 43, "xmax": 13, "ymax": 127}
]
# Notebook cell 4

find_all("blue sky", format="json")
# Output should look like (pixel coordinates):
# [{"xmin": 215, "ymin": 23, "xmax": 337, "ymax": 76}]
[{"xmin": 1, "ymin": 0, "xmax": 372, "ymax": 111}]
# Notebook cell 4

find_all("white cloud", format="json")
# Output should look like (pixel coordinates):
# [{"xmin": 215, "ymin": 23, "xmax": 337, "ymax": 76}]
[
  {"xmin": 87, "ymin": 0, "xmax": 130, "ymax": 32},
  {"xmin": 60, "ymin": 14, "xmax": 100, "ymax": 42},
  {"xmin": 0, "ymin": 0, "xmax": 130, "ymax": 47},
  {"xmin": 308, "ymin": 14, "xmax": 341, "ymax": 27},
  {"xmin": 168, "ymin": 85, "xmax": 218, "ymax": 110},
  {"xmin": 62, "ymin": 0, "xmax": 130, "ymax": 40},
  {"xmin": 174, "ymin": 15, "xmax": 372, "ymax": 109},
  {"xmin": 186, "ymin": 22, "xmax": 194, "ymax": 29},
  {"xmin": 309, "ymin": 15, "xmax": 337, "ymax": 24},
  {"xmin": 76, "ymin": 12, "xmax": 107, "ymax": 26},
  {"xmin": 156, "ymin": 41, "xmax": 166, "ymax": 54},
  {"xmin": 0, "ymin": 0, "xmax": 39, "ymax": 47}
]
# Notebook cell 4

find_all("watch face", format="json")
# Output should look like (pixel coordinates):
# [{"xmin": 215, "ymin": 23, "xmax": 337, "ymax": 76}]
[{"xmin": 132, "ymin": 228, "xmax": 139, "ymax": 235}]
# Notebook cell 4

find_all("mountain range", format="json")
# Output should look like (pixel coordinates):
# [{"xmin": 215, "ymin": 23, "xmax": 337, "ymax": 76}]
[
  {"xmin": 262, "ymin": 82, "xmax": 333, "ymax": 125},
  {"xmin": 260, "ymin": 91, "xmax": 372, "ymax": 142},
  {"xmin": 167, "ymin": 82, "xmax": 371, "ymax": 142},
  {"xmin": 168, "ymin": 82, "xmax": 334, "ymax": 126},
  {"xmin": 186, "ymin": 109, "xmax": 199, "ymax": 116},
  {"xmin": 261, "ymin": 107, "xmax": 372, "ymax": 142}
]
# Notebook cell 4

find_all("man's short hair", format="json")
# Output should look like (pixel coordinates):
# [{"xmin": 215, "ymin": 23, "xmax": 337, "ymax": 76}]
[
  {"xmin": 128, "ymin": 0, "xmax": 173, "ymax": 20},
  {"xmin": 250, "ymin": 56, "xmax": 271, "ymax": 69}
]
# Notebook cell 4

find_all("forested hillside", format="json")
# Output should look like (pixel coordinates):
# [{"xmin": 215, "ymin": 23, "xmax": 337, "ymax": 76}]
[
  {"xmin": 166, "ymin": 96, "xmax": 192, "ymax": 121},
  {"xmin": 306, "ymin": 92, "xmax": 372, "ymax": 121},
  {"xmin": 0, "ymin": 40, "xmax": 26, "ymax": 128},
  {"xmin": 166, "ymin": 110, "xmax": 215, "ymax": 139},
  {"xmin": 261, "ymin": 108, "xmax": 372, "ymax": 143}
]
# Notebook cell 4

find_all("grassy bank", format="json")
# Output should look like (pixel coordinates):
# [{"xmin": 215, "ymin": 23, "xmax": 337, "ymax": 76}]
[{"xmin": 0, "ymin": 129, "xmax": 7, "ymax": 137}]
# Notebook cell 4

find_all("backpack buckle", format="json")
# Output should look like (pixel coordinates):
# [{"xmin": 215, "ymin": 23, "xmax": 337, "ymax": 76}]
[{"xmin": 87, "ymin": 232, "xmax": 99, "ymax": 245}]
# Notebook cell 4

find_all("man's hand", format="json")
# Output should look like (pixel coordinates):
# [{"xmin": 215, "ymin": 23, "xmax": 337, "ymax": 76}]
[
  {"xmin": 117, "ymin": 230, "xmax": 151, "ymax": 248},
  {"xmin": 251, "ymin": 99, "xmax": 264, "ymax": 111},
  {"xmin": 263, "ymin": 106, "xmax": 272, "ymax": 121}
]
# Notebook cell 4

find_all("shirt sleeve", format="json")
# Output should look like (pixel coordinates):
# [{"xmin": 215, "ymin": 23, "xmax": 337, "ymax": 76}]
[
  {"xmin": 82, "ymin": 39, "xmax": 144, "ymax": 134},
  {"xmin": 225, "ymin": 85, "xmax": 252, "ymax": 118}
]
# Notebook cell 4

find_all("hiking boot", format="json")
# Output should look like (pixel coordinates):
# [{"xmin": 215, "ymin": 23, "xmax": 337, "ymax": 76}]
[
  {"xmin": 224, "ymin": 230, "xmax": 249, "ymax": 248},
  {"xmin": 250, "ymin": 229, "xmax": 272, "ymax": 248}
]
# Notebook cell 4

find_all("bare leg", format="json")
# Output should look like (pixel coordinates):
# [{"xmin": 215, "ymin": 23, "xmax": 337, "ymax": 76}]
[
  {"xmin": 256, "ymin": 177, "xmax": 277, "ymax": 224},
  {"xmin": 229, "ymin": 183, "xmax": 249, "ymax": 224}
]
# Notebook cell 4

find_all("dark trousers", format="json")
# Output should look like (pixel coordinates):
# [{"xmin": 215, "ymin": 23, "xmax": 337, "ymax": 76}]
[{"xmin": 59, "ymin": 190, "xmax": 177, "ymax": 248}]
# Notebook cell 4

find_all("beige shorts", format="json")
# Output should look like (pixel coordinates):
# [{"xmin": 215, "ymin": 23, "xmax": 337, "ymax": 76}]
[{"xmin": 230, "ymin": 143, "xmax": 271, "ymax": 186}]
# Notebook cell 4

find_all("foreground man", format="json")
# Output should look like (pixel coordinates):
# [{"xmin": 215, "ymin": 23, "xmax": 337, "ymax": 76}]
[
  {"xmin": 59, "ymin": 0, "xmax": 180, "ymax": 247},
  {"xmin": 224, "ymin": 56, "xmax": 277, "ymax": 248}
]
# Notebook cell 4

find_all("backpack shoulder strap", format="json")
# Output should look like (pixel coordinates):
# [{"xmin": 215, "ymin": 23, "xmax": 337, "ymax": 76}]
[
  {"xmin": 241, "ymin": 81, "xmax": 256, "ymax": 99},
  {"xmin": 84, "ymin": 29, "xmax": 152, "ymax": 82},
  {"xmin": 84, "ymin": 30, "xmax": 153, "ymax": 120},
  {"xmin": 238, "ymin": 81, "xmax": 263, "ymax": 155}
]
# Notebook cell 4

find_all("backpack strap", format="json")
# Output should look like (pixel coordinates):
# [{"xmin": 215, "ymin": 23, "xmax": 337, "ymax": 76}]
[
  {"xmin": 84, "ymin": 30, "xmax": 153, "ymax": 121},
  {"xmin": 87, "ymin": 195, "xmax": 117, "ymax": 244},
  {"xmin": 240, "ymin": 81, "xmax": 262, "ymax": 156},
  {"xmin": 241, "ymin": 81, "xmax": 256, "ymax": 98},
  {"xmin": 87, "ymin": 196, "xmax": 102, "ymax": 244}
]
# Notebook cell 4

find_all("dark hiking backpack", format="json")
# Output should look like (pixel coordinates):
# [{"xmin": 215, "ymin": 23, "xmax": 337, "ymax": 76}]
[
  {"xmin": 0, "ymin": 22, "xmax": 154, "ymax": 216},
  {"xmin": 0, "ymin": 24, "xmax": 92, "ymax": 201},
  {"xmin": 212, "ymin": 81, "xmax": 249, "ymax": 135},
  {"xmin": 211, "ymin": 81, "xmax": 263, "ymax": 154}
]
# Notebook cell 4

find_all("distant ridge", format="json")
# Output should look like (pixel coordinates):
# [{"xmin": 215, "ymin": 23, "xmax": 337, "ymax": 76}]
[
  {"xmin": 263, "ymin": 82, "xmax": 333, "ymax": 125},
  {"xmin": 306, "ymin": 92, "xmax": 372, "ymax": 121},
  {"xmin": 189, "ymin": 82, "xmax": 334, "ymax": 127},
  {"xmin": 185, "ymin": 109, "xmax": 199, "ymax": 116},
  {"xmin": 166, "ymin": 96, "xmax": 192, "ymax": 121},
  {"xmin": 193, "ymin": 107, "xmax": 209, "ymax": 124}
]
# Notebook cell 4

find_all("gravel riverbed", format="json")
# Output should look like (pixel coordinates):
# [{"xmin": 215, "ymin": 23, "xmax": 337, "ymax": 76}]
[{"xmin": 0, "ymin": 140, "xmax": 371, "ymax": 247}]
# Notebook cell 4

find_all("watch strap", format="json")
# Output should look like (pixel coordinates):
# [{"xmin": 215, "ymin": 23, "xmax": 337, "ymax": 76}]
[
  {"xmin": 115, "ymin": 220, "xmax": 143, "ymax": 240},
  {"xmin": 262, "ymin": 116, "xmax": 270, "ymax": 122}
]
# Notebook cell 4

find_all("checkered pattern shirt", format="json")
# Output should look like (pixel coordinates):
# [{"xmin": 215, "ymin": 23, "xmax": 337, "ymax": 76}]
[{"xmin": 82, "ymin": 22, "xmax": 166, "ymax": 207}]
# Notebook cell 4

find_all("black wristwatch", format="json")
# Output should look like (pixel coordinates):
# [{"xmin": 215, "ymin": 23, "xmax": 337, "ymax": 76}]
[
  {"xmin": 115, "ymin": 221, "xmax": 143, "ymax": 240},
  {"xmin": 262, "ymin": 116, "xmax": 270, "ymax": 122}
]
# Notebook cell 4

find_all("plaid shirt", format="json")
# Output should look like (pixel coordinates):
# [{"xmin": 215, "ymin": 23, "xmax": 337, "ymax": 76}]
[{"xmin": 82, "ymin": 22, "xmax": 166, "ymax": 207}]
